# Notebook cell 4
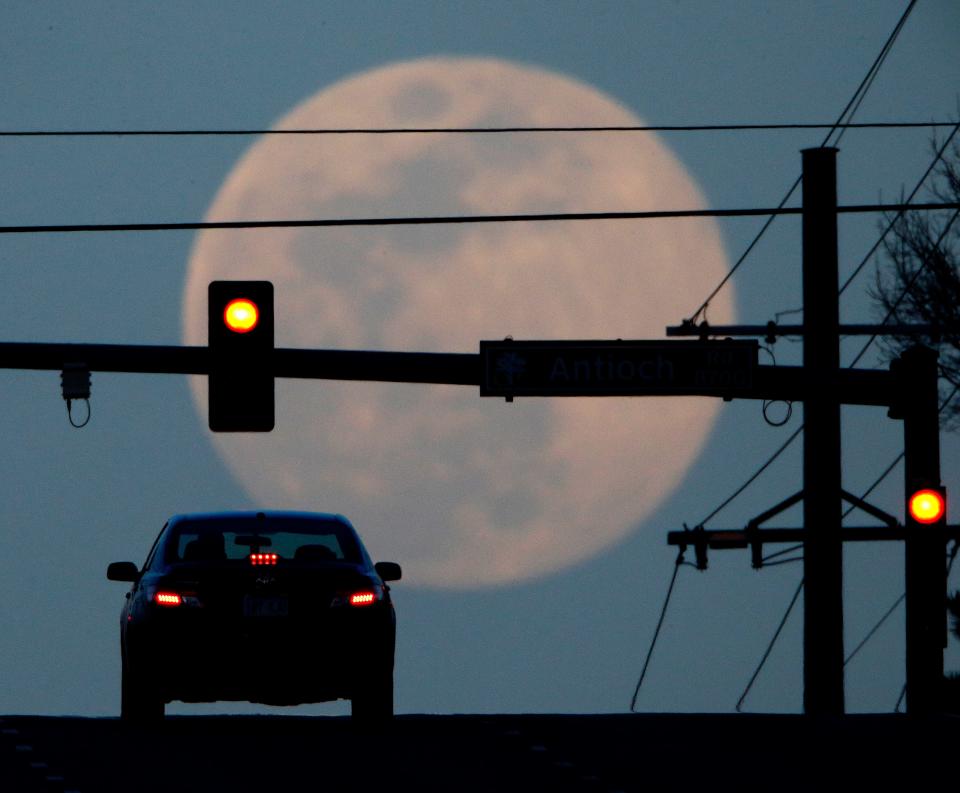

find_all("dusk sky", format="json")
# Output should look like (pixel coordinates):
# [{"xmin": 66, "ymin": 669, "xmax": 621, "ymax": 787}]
[{"xmin": 2, "ymin": 1, "xmax": 959, "ymax": 717}]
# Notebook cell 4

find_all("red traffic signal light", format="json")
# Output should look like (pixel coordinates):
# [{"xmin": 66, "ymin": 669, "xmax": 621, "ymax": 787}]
[
  {"xmin": 907, "ymin": 487, "xmax": 946, "ymax": 525},
  {"xmin": 208, "ymin": 281, "xmax": 274, "ymax": 432},
  {"xmin": 223, "ymin": 298, "xmax": 260, "ymax": 333}
]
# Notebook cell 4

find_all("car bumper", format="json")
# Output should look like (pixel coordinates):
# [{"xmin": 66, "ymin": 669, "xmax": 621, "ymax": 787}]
[{"xmin": 125, "ymin": 608, "xmax": 394, "ymax": 705}]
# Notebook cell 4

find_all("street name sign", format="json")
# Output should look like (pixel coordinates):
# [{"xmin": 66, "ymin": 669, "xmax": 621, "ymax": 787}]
[{"xmin": 480, "ymin": 339, "xmax": 758, "ymax": 398}]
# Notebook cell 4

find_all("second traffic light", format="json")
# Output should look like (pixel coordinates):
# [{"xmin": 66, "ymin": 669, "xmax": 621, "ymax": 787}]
[
  {"xmin": 208, "ymin": 280, "xmax": 274, "ymax": 432},
  {"xmin": 907, "ymin": 485, "xmax": 946, "ymax": 526}
]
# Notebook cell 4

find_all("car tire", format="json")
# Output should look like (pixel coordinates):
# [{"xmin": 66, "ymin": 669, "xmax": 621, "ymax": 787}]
[
  {"xmin": 121, "ymin": 654, "xmax": 165, "ymax": 723},
  {"xmin": 350, "ymin": 667, "xmax": 394, "ymax": 723}
]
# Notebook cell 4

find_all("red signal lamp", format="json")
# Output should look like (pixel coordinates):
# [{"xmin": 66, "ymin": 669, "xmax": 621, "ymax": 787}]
[
  {"xmin": 908, "ymin": 488, "xmax": 946, "ymax": 525},
  {"xmin": 223, "ymin": 298, "xmax": 259, "ymax": 333},
  {"xmin": 250, "ymin": 553, "xmax": 279, "ymax": 566}
]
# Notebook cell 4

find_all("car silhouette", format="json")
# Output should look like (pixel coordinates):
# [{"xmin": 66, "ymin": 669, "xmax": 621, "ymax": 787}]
[{"xmin": 107, "ymin": 511, "xmax": 401, "ymax": 722}]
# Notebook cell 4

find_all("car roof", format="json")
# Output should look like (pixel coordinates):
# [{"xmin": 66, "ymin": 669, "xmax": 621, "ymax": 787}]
[{"xmin": 165, "ymin": 511, "xmax": 356, "ymax": 530}]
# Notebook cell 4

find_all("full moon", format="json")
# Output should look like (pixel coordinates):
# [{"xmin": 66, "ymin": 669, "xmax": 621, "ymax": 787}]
[{"xmin": 183, "ymin": 57, "xmax": 734, "ymax": 588}]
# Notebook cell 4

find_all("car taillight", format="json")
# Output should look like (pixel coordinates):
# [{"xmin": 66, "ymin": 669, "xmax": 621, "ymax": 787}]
[
  {"xmin": 250, "ymin": 553, "xmax": 279, "ymax": 566},
  {"xmin": 154, "ymin": 591, "xmax": 183, "ymax": 607},
  {"xmin": 149, "ymin": 588, "xmax": 201, "ymax": 608},
  {"xmin": 331, "ymin": 586, "xmax": 383, "ymax": 608},
  {"xmin": 349, "ymin": 591, "xmax": 377, "ymax": 607}
]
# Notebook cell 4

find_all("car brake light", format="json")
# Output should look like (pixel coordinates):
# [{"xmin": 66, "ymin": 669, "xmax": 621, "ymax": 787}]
[
  {"xmin": 150, "ymin": 588, "xmax": 201, "ymax": 608},
  {"xmin": 250, "ymin": 553, "xmax": 279, "ymax": 566},
  {"xmin": 154, "ymin": 592, "xmax": 183, "ymax": 606},
  {"xmin": 330, "ymin": 586, "xmax": 382, "ymax": 608},
  {"xmin": 349, "ymin": 591, "xmax": 377, "ymax": 607}
]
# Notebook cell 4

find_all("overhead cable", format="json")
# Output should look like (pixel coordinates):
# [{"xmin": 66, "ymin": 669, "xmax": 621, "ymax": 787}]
[
  {"xmin": 695, "ymin": 426, "xmax": 803, "ymax": 528},
  {"xmin": 2, "ymin": 201, "xmax": 956, "ymax": 236},
  {"xmin": 685, "ymin": 0, "xmax": 918, "ymax": 325},
  {"xmin": 1, "ymin": 121, "xmax": 953, "ymax": 138},
  {"xmin": 839, "ymin": 121, "xmax": 960, "ymax": 296},
  {"xmin": 735, "ymin": 578, "xmax": 804, "ymax": 712},
  {"xmin": 629, "ymin": 548, "xmax": 689, "ymax": 712}
]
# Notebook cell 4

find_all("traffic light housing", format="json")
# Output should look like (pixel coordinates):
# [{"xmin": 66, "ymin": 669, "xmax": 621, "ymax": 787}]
[{"xmin": 208, "ymin": 281, "xmax": 274, "ymax": 431}]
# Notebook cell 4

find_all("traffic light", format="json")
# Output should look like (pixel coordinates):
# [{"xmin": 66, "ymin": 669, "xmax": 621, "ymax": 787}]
[
  {"xmin": 907, "ymin": 485, "xmax": 946, "ymax": 526},
  {"xmin": 208, "ymin": 281, "xmax": 274, "ymax": 431}
]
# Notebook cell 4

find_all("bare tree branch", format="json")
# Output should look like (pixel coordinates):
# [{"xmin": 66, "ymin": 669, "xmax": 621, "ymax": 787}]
[{"xmin": 872, "ymin": 134, "xmax": 960, "ymax": 428}]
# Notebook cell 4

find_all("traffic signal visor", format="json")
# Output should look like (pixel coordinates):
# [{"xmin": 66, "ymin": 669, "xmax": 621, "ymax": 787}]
[
  {"xmin": 223, "ymin": 298, "xmax": 259, "ymax": 333},
  {"xmin": 908, "ymin": 488, "xmax": 946, "ymax": 524}
]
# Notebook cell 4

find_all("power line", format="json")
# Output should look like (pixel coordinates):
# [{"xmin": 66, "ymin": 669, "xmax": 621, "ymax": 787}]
[
  {"xmin": 688, "ymin": 179, "xmax": 802, "ymax": 326},
  {"xmin": 822, "ymin": 0, "xmax": 917, "ymax": 150},
  {"xmin": 839, "ymin": 122, "xmax": 960, "ymax": 296},
  {"xmin": 695, "ymin": 426, "xmax": 803, "ymax": 528},
  {"xmin": 630, "ymin": 548, "xmax": 688, "ymax": 712},
  {"xmin": 842, "ymin": 455, "xmax": 904, "ymax": 521},
  {"xmin": 3, "ymin": 201, "xmax": 956, "ymax": 236},
  {"xmin": 735, "ymin": 578, "xmax": 804, "ymax": 713},
  {"xmin": 685, "ymin": 0, "xmax": 919, "ymax": 325},
  {"xmin": 843, "ymin": 594, "xmax": 905, "ymax": 668},
  {"xmin": 2, "ymin": 121, "xmax": 953, "ymax": 138}
]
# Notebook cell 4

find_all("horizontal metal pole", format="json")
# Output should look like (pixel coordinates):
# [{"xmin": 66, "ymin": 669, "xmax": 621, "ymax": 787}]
[
  {"xmin": 751, "ymin": 365, "xmax": 894, "ymax": 407},
  {"xmin": 275, "ymin": 348, "xmax": 479, "ymax": 385},
  {"xmin": 0, "ymin": 342, "xmax": 481, "ymax": 386},
  {"xmin": 0, "ymin": 342, "xmax": 897, "ymax": 405},
  {"xmin": 0, "ymin": 342, "xmax": 211, "ymax": 375},
  {"xmin": 666, "ymin": 323, "xmax": 953, "ymax": 338},
  {"xmin": 667, "ymin": 526, "xmax": 960, "ymax": 546}
]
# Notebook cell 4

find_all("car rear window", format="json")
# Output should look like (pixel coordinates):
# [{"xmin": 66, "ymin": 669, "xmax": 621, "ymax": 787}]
[{"xmin": 166, "ymin": 517, "xmax": 362, "ymax": 565}]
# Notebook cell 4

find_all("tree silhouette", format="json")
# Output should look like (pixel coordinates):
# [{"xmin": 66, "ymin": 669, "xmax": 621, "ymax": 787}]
[
  {"xmin": 872, "ymin": 135, "xmax": 960, "ymax": 428},
  {"xmin": 948, "ymin": 592, "xmax": 960, "ymax": 712}
]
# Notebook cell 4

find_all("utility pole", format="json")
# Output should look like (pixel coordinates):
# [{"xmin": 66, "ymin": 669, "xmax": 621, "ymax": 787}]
[{"xmin": 801, "ymin": 147, "xmax": 845, "ymax": 716}]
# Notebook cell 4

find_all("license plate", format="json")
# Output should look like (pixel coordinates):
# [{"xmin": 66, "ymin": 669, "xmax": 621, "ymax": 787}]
[{"xmin": 243, "ymin": 595, "xmax": 289, "ymax": 618}]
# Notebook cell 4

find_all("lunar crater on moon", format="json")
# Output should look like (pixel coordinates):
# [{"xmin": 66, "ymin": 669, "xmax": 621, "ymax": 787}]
[{"xmin": 184, "ymin": 57, "xmax": 734, "ymax": 588}]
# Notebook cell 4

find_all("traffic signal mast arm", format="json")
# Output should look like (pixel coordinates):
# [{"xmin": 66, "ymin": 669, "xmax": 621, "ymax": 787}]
[
  {"xmin": 0, "ymin": 341, "xmax": 895, "ymax": 404},
  {"xmin": 0, "ymin": 342, "xmax": 480, "ymax": 386}
]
